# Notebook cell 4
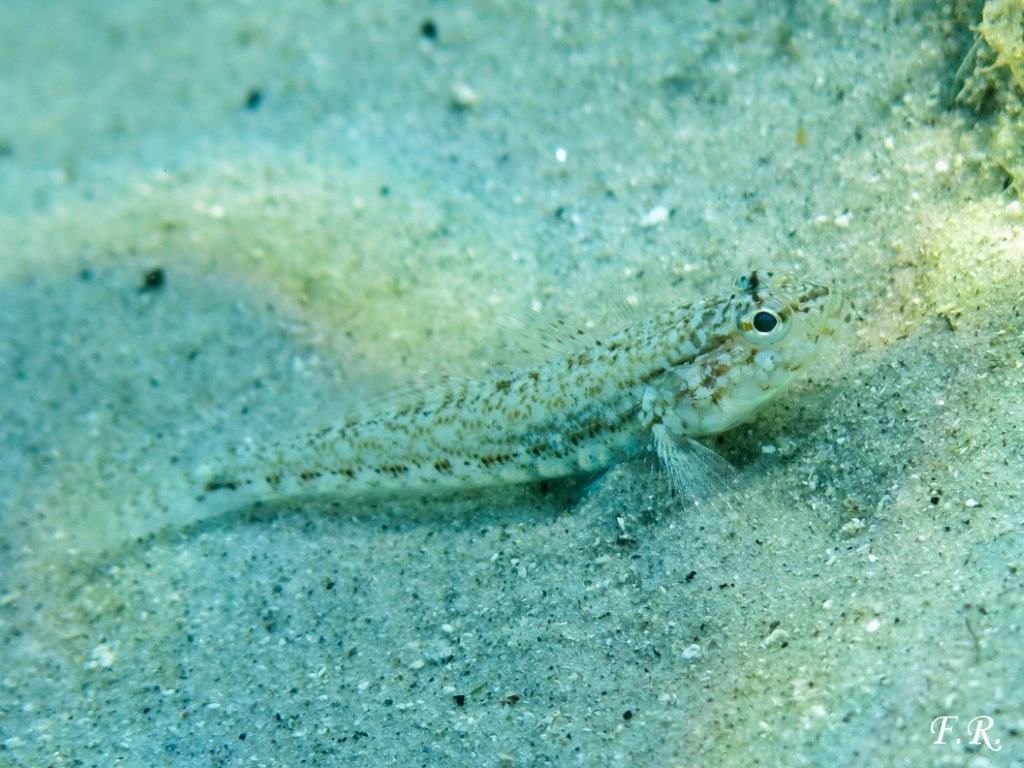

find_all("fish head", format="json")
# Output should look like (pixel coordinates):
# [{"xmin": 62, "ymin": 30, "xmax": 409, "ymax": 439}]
[{"xmin": 664, "ymin": 270, "xmax": 845, "ymax": 436}]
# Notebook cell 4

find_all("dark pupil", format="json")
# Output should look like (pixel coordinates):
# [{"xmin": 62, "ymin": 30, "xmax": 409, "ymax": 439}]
[{"xmin": 753, "ymin": 311, "xmax": 778, "ymax": 333}]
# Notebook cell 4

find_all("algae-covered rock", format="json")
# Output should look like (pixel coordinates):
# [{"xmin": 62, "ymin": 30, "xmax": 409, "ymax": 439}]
[
  {"xmin": 980, "ymin": 0, "xmax": 1024, "ymax": 84},
  {"xmin": 960, "ymin": 0, "xmax": 1024, "ymax": 191}
]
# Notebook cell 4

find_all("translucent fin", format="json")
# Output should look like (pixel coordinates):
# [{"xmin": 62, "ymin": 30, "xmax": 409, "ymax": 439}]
[
  {"xmin": 603, "ymin": 294, "xmax": 647, "ymax": 329},
  {"xmin": 492, "ymin": 293, "xmax": 656, "ymax": 368},
  {"xmin": 283, "ymin": 372, "xmax": 480, "ymax": 433},
  {"xmin": 361, "ymin": 373, "xmax": 476, "ymax": 411},
  {"xmin": 651, "ymin": 424, "xmax": 737, "ymax": 512},
  {"xmin": 493, "ymin": 314, "xmax": 600, "ymax": 365},
  {"xmin": 579, "ymin": 467, "xmax": 612, "ymax": 499}
]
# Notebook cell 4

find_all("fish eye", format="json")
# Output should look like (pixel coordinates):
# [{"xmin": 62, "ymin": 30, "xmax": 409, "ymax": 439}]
[
  {"xmin": 737, "ymin": 303, "xmax": 790, "ymax": 345},
  {"xmin": 752, "ymin": 310, "xmax": 779, "ymax": 334}
]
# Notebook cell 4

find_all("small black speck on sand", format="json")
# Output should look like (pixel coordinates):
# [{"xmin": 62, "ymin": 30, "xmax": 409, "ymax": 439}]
[
  {"xmin": 244, "ymin": 88, "xmax": 263, "ymax": 110},
  {"xmin": 139, "ymin": 267, "xmax": 166, "ymax": 293}
]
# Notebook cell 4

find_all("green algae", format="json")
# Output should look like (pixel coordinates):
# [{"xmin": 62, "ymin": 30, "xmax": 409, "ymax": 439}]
[{"xmin": 960, "ymin": 0, "xmax": 1024, "ymax": 193}]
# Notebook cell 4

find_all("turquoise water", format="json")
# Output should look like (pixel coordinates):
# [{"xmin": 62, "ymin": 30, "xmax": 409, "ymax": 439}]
[{"xmin": 1, "ymin": 2, "xmax": 1022, "ymax": 765}]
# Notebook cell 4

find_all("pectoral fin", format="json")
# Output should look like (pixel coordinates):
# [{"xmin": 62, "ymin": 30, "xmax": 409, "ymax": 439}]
[{"xmin": 651, "ymin": 424, "xmax": 737, "ymax": 511}]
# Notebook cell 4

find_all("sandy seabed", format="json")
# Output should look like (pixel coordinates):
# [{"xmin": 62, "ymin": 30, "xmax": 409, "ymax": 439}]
[{"xmin": 1, "ymin": 2, "xmax": 1022, "ymax": 766}]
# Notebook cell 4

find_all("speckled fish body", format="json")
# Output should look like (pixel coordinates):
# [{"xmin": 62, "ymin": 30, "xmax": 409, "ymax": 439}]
[{"xmin": 198, "ymin": 271, "xmax": 843, "ymax": 505}]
